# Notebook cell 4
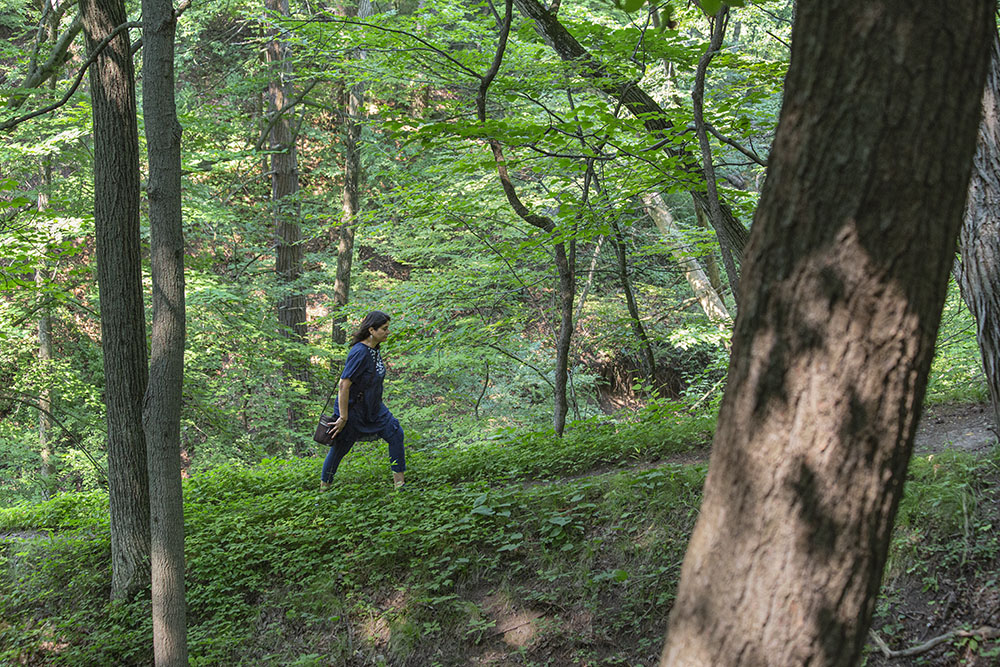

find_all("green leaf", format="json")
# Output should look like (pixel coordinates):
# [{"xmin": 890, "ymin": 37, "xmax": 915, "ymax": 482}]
[{"xmin": 698, "ymin": 0, "xmax": 745, "ymax": 14}]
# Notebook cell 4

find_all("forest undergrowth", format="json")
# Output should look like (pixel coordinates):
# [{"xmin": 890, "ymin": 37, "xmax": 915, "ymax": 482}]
[{"xmin": 1, "ymin": 398, "xmax": 999, "ymax": 666}]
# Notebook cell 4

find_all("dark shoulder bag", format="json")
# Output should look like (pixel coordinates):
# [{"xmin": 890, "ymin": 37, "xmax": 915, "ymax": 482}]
[{"xmin": 312, "ymin": 391, "xmax": 336, "ymax": 445}]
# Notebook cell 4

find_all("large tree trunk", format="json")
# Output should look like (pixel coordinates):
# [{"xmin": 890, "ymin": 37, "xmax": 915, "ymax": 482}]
[
  {"xmin": 956, "ymin": 29, "xmax": 1000, "ymax": 432},
  {"xmin": 79, "ymin": 0, "xmax": 151, "ymax": 602},
  {"xmin": 141, "ymin": 0, "xmax": 188, "ymax": 661},
  {"xmin": 266, "ymin": 0, "xmax": 307, "ymax": 377},
  {"xmin": 660, "ymin": 2, "xmax": 994, "ymax": 666},
  {"xmin": 331, "ymin": 0, "xmax": 372, "ymax": 346}
]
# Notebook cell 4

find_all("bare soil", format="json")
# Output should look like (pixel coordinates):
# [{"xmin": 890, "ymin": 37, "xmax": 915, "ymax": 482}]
[{"xmin": 914, "ymin": 402, "xmax": 997, "ymax": 455}]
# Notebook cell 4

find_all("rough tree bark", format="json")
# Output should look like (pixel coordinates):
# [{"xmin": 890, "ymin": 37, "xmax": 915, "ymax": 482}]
[
  {"xmin": 141, "ymin": 0, "xmax": 188, "ymax": 661},
  {"xmin": 265, "ymin": 0, "xmax": 307, "ymax": 377},
  {"xmin": 660, "ymin": 2, "xmax": 994, "ymax": 665},
  {"xmin": 79, "ymin": 0, "xmax": 151, "ymax": 602},
  {"xmin": 956, "ymin": 28, "xmax": 1000, "ymax": 432},
  {"xmin": 331, "ymin": 0, "xmax": 373, "ymax": 346}
]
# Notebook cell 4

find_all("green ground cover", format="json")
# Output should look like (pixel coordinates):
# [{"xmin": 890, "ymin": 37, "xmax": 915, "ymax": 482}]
[{"xmin": 2, "ymin": 402, "xmax": 998, "ymax": 666}]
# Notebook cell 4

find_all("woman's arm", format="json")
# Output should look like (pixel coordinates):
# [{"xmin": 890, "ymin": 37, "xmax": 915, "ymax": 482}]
[{"xmin": 332, "ymin": 377, "xmax": 352, "ymax": 437}]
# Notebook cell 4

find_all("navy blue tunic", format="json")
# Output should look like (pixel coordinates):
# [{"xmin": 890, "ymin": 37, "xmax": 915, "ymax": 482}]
[{"xmin": 335, "ymin": 342, "xmax": 391, "ymax": 434}]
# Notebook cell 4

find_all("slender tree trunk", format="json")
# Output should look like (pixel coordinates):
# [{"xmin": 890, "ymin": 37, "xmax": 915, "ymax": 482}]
[
  {"xmin": 692, "ymin": 198, "xmax": 723, "ymax": 295},
  {"xmin": 574, "ymin": 235, "xmax": 604, "ymax": 321},
  {"xmin": 552, "ymin": 241, "xmax": 574, "ymax": 434},
  {"xmin": 479, "ymin": 0, "xmax": 574, "ymax": 434},
  {"xmin": 956, "ymin": 28, "xmax": 1000, "ymax": 432},
  {"xmin": 660, "ymin": 3, "xmax": 993, "ymax": 665},
  {"xmin": 79, "ymin": 0, "xmax": 151, "ymax": 602},
  {"xmin": 35, "ymin": 265, "xmax": 54, "ymax": 483},
  {"xmin": 141, "ymin": 0, "xmax": 188, "ymax": 661},
  {"xmin": 266, "ymin": 0, "xmax": 307, "ymax": 378},
  {"xmin": 691, "ymin": 7, "xmax": 740, "ymax": 301},
  {"xmin": 332, "ymin": 0, "xmax": 372, "ymax": 346},
  {"xmin": 610, "ymin": 220, "xmax": 656, "ymax": 378},
  {"xmin": 36, "ymin": 0, "xmax": 61, "ymax": 488},
  {"xmin": 644, "ymin": 194, "xmax": 731, "ymax": 327}
]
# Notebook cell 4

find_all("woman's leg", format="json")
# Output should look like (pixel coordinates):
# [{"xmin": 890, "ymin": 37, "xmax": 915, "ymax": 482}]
[
  {"xmin": 381, "ymin": 417, "xmax": 406, "ymax": 487},
  {"xmin": 320, "ymin": 433, "xmax": 357, "ymax": 486}
]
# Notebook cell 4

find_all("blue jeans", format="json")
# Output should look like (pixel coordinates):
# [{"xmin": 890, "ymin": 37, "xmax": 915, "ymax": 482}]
[{"xmin": 321, "ymin": 416, "xmax": 405, "ymax": 483}]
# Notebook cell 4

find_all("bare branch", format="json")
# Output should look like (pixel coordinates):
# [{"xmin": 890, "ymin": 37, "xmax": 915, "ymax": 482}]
[
  {"xmin": 254, "ymin": 78, "xmax": 321, "ymax": 150},
  {"xmin": 308, "ymin": 14, "xmax": 482, "ymax": 79},
  {"xmin": 705, "ymin": 122, "xmax": 767, "ymax": 167},
  {"xmin": 1, "ymin": 20, "xmax": 141, "ymax": 133},
  {"xmin": 0, "ymin": 392, "xmax": 108, "ymax": 484}
]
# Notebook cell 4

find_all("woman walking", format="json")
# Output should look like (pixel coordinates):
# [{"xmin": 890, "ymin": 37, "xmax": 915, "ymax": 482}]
[{"xmin": 321, "ymin": 311, "xmax": 406, "ymax": 490}]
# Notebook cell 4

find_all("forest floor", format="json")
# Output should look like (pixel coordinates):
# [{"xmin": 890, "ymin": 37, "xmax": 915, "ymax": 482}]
[
  {"xmin": 2, "ymin": 403, "xmax": 997, "ymax": 665},
  {"xmin": 914, "ymin": 401, "xmax": 996, "ymax": 455},
  {"xmin": 487, "ymin": 402, "xmax": 1000, "ymax": 667},
  {"xmin": 866, "ymin": 401, "xmax": 1000, "ymax": 667}
]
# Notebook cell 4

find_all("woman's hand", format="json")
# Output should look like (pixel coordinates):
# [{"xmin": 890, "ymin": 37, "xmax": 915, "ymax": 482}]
[{"xmin": 329, "ymin": 415, "xmax": 347, "ymax": 438}]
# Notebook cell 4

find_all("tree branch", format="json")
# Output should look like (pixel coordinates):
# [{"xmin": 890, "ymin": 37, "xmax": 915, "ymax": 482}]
[
  {"xmin": 309, "ymin": 14, "xmax": 482, "ymax": 78},
  {"xmin": 254, "ymin": 78, "xmax": 321, "ymax": 151},
  {"xmin": 0, "ymin": 392, "xmax": 108, "ymax": 484},
  {"xmin": 484, "ymin": 344, "xmax": 555, "ymax": 389},
  {"xmin": 479, "ymin": 0, "xmax": 558, "ymax": 235},
  {"xmin": 705, "ymin": 122, "xmax": 767, "ymax": 167},
  {"xmin": 12, "ymin": 11, "xmax": 84, "ymax": 111},
  {"xmin": 511, "ymin": 0, "xmax": 750, "ymax": 261},
  {"xmin": 1, "ymin": 20, "xmax": 141, "ymax": 133}
]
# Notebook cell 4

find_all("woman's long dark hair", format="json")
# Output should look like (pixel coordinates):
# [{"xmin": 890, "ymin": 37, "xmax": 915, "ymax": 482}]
[{"xmin": 351, "ymin": 311, "xmax": 391, "ymax": 346}]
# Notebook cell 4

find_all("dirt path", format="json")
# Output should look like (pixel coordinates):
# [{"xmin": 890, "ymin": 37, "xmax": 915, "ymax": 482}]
[{"xmin": 913, "ymin": 402, "xmax": 996, "ymax": 455}]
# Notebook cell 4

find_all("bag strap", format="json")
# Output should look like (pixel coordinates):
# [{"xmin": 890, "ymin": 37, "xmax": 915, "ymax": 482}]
[{"xmin": 320, "ymin": 388, "xmax": 335, "ymax": 416}]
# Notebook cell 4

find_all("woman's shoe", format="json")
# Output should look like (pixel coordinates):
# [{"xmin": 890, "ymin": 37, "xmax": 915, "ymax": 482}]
[{"xmin": 320, "ymin": 481, "xmax": 331, "ymax": 492}]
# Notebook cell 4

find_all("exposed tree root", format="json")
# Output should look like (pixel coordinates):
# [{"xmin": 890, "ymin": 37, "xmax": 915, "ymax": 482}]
[{"xmin": 869, "ymin": 625, "xmax": 1000, "ymax": 659}]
